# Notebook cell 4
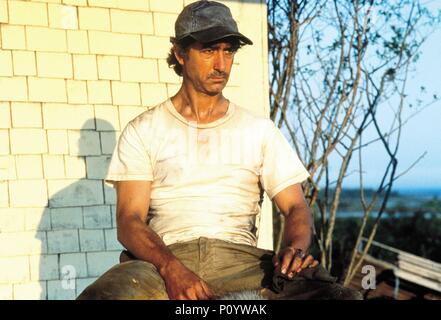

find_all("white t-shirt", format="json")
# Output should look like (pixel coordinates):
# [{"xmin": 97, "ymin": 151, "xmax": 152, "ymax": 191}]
[{"xmin": 105, "ymin": 99, "xmax": 310, "ymax": 246}]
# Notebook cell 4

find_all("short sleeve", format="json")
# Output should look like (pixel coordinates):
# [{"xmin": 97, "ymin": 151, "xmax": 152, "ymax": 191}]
[
  {"xmin": 259, "ymin": 121, "xmax": 310, "ymax": 199},
  {"xmin": 105, "ymin": 121, "xmax": 154, "ymax": 187}
]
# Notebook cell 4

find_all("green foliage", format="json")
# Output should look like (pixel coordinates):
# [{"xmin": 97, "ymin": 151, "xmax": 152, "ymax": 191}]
[{"xmin": 327, "ymin": 213, "xmax": 441, "ymax": 280}]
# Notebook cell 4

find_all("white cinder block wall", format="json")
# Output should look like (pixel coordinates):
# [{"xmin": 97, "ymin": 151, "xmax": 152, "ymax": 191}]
[{"xmin": 0, "ymin": 0, "xmax": 270, "ymax": 299}]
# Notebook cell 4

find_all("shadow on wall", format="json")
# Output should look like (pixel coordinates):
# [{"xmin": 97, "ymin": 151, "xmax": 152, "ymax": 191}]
[{"xmin": 35, "ymin": 118, "xmax": 123, "ymax": 300}]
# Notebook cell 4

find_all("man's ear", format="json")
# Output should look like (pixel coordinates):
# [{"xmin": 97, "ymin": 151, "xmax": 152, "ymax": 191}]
[{"xmin": 174, "ymin": 45, "xmax": 185, "ymax": 66}]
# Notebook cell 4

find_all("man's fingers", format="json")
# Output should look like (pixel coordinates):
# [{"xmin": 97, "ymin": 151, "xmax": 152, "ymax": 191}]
[
  {"xmin": 200, "ymin": 282, "xmax": 214, "ymax": 300},
  {"xmin": 185, "ymin": 288, "xmax": 198, "ymax": 300},
  {"xmin": 287, "ymin": 256, "xmax": 303, "ymax": 277},
  {"xmin": 309, "ymin": 260, "xmax": 319, "ymax": 268},
  {"xmin": 280, "ymin": 250, "xmax": 294, "ymax": 274},
  {"xmin": 300, "ymin": 255, "xmax": 315, "ymax": 270}
]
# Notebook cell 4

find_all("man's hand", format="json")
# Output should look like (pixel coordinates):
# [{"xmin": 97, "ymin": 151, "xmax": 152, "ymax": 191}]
[
  {"xmin": 272, "ymin": 246, "xmax": 319, "ymax": 279},
  {"xmin": 160, "ymin": 259, "xmax": 214, "ymax": 300}
]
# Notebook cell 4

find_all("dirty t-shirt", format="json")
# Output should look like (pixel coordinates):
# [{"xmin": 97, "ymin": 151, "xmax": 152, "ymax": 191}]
[{"xmin": 105, "ymin": 99, "xmax": 310, "ymax": 247}]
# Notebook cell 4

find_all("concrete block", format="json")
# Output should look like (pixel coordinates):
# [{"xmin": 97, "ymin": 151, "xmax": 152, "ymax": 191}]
[
  {"xmin": 0, "ymin": 0, "xmax": 7, "ymax": 23},
  {"xmin": 63, "ymin": 0, "xmax": 87, "ymax": 6},
  {"xmin": 43, "ymin": 103, "xmax": 94, "ymax": 129},
  {"xmin": 0, "ymin": 25, "xmax": 26, "ymax": 50},
  {"xmin": 60, "ymin": 252, "xmax": 88, "ymax": 278},
  {"xmin": 94, "ymin": 105, "xmax": 120, "ymax": 131},
  {"xmin": 37, "ymin": 52, "xmax": 73, "ymax": 79},
  {"xmin": 0, "ymin": 284, "xmax": 12, "ymax": 300},
  {"xmin": 11, "ymin": 102, "xmax": 42, "ymax": 128},
  {"xmin": 30, "ymin": 254, "xmax": 59, "ymax": 281},
  {"xmin": 104, "ymin": 184, "xmax": 116, "ymax": 204},
  {"xmin": 87, "ymin": 80, "xmax": 111, "ymax": 104},
  {"xmin": 78, "ymin": 7, "xmax": 110, "ymax": 31},
  {"xmin": 110, "ymin": 9, "xmax": 153, "ymax": 34},
  {"xmin": 165, "ymin": 80, "xmax": 181, "ymax": 95},
  {"xmin": 79, "ymin": 229, "xmax": 105, "ymax": 251},
  {"xmin": 9, "ymin": 180, "xmax": 48, "ymax": 207},
  {"xmin": 28, "ymin": 77, "xmax": 67, "ymax": 103},
  {"xmin": 47, "ymin": 229, "xmax": 79, "ymax": 253},
  {"xmin": 0, "ymin": 208, "xmax": 25, "ymax": 232},
  {"xmin": 9, "ymin": 0, "xmax": 48, "ymax": 26},
  {"xmin": 24, "ymin": 207, "xmax": 52, "ymax": 231},
  {"xmin": 47, "ymin": 280, "xmax": 77, "ymax": 300},
  {"xmin": 86, "ymin": 251, "xmax": 119, "ymax": 277},
  {"xmin": 0, "ymin": 102, "xmax": 10, "ymax": 128},
  {"xmin": 26, "ymin": 27, "xmax": 67, "ymax": 52},
  {"xmin": 64, "ymin": 155, "xmax": 86, "ymax": 178},
  {"xmin": 73, "ymin": 54, "xmax": 98, "ymax": 80},
  {"xmin": 15, "ymin": 155, "xmax": 43, "ymax": 179},
  {"xmin": 142, "ymin": 35, "xmax": 170, "ymax": 59},
  {"xmin": 51, "ymin": 207, "xmax": 83, "ymax": 229},
  {"xmin": 0, "ymin": 50, "xmax": 13, "ymax": 76},
  {"xmin": 12, "ymin": 50, "xmax": 36, "ymax": 76},
  {"xmin": 110, "ymin": 205, "xmax": 116, "ymax": 227},
  {"xmin": 0, "ymin": 181, "xmax": 8, "ymax": 207},
  {"xmin": 13, "ymin": 281, "xmax": 46, "ymax": 300},
  {"xmin": 67, "ymin": 30, "xmax": 89, "ymax": 54},
  {"xmin": 68, "ymin": 130, "xmax": 101, "ymax": 156},
  {"xmin": 67, "ymin": 80, "xmax": 88, "ymax": 104},
  {"xmin": 0, "ymin": 256, "xmax": 29, "ymax": 283},
  {"xmin": 48, "ymin": 179, "xmax": 104, "ymax": 207},
  {"xmin": 0, "ymin": 77, "xmax": 27, "ymax": 101},
  {"xmin": 100, "ymin": 131, "xmax": 118, "ymax": 155},
  {"xmin": 43, "ymin": 154, "xmax": 65, "ymax": 179},
  {"xmin": 47, "ymin": 130, "xmax": 69, "ymax": 155},
  {"xmin": 10, "ymin": 128, "xmax": 48, "ymax": 154},
  {"xmin": 150, "ymin": 0, "xmax": 183, "ymax": 13},
  {"xmin": 111, "ymin": 82, "xmax": 141, "ymax": 106},
  {"xmin": 104, "ymin": 228, "xmax": 122, "ymax": 251},
  {"xmin": 158, "ymin": 59, "xmax": 180, "ymax": 83},
  {"xmin": 116, "ymin": 0, "xmax": 149, "ymax": 11},
  {"xmin": 89, "ymin": 31, "xmax": 142, "ymax": 57},
  {"xmin": 87, "ymin": 0, "xmax": 118, "ymax": 9},
  {"xmin": 141, "ymin": 83, "xmax": 168, "ymax": 106},
  {"xmin": 0, "ymin": 231, "xmax": 46, "ymax": 256},
  {"xmin": 83, "ymin": 205, "xmax": 111, "ymax": 229},
  {"xmin": 48, "ymin": 3, "xmax": 78, "ymax": 29},
  {"xmin": 0, "ymin": 130, "xmax": 10, "ymax": 155},
  {"xmin": 97, "ymin": 55, "xmax": 119, "ymax": 80},
  {"xmin": 153, "ymin": 12, "xmax": 178, "ymax": 37},
  {"xmin": 0, "ymin": 156, "xmax": 16, "ymax": 180},
  {"xmin": 120, "ymin": 57, "xmax": 158, "ymax": 83},
  {"xmin": 75, "ymin": 277, "xmax": 97, "ymax": 297},
  {"xmin": 118, "ymin": 106, "xmax": 146, "ymax": 128},
  {"xmin": 86, "ymin": 155, "xmax": 111, "ymax": 179}
]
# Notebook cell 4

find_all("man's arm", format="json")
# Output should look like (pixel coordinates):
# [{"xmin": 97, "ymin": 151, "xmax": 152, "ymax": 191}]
[
  {"xmin": 272, "ymin": 183, "xmax": 319, "ymax": 278},
  {"xmin": 116, "ymin": 180, "xmax": 214, "ymax": 300}
]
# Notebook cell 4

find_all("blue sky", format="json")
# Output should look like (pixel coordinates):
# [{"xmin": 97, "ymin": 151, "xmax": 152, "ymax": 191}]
[
  {"xmin": 345, "ymin": 25, "xmax": 441, "ymax": 190},
  {"xmin": 314, "ymin": 3, "xmax": 441, "ymax": 191}
]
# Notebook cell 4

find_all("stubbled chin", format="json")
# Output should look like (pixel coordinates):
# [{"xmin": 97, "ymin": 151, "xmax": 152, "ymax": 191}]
[{"xmin": 204, "ymin": 84, "xmax": 227, "ymax": 96}]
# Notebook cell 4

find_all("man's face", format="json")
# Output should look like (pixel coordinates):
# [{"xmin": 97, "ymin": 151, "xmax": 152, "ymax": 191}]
[{"xmin": 178, "ymin": 40, "xmax": 238, "ymax": 96}]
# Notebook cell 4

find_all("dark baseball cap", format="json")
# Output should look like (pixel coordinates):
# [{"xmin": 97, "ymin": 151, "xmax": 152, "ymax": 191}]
[{"xmin": 174, "ymin": 0, "xmax": 253, "ymax": 45}]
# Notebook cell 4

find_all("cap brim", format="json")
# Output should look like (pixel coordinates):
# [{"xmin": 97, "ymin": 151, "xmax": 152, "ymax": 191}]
[{"xmin": 180, "ymin": 26, "xmax": 253, "ymax": 45}]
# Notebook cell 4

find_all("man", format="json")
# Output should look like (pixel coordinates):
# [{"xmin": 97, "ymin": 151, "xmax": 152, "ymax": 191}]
[{"xmin": 77, "ymin": 0, "xmax": 362, "ymax": 300}]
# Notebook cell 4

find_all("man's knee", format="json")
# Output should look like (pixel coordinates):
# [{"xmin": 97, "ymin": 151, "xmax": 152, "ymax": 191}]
[{"xmin": 76, "ymin": 260, "xmax": 168, "ymax": 300}]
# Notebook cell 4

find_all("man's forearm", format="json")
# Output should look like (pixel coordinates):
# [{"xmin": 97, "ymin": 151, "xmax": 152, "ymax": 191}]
[
  {"xmin": 117, "ymin": 215, "xmax": 181, "ymax": 276},
  {"xmin": 283, "ymin": 205, "xmax": 313, "ymax": 253}
]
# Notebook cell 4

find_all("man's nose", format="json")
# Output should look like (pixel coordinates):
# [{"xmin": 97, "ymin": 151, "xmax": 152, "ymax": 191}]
[{"xmin": 213, "ymin": 51, "xmax": 227, "ymax": 72}]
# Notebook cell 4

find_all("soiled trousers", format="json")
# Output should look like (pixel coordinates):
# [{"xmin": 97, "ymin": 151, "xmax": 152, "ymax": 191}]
[{"xmin": 76, "ymin": 237, "xmax": 362, "ymax": 300}]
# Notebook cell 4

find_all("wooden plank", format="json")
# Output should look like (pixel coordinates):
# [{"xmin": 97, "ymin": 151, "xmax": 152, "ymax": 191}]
[
  {"xmin": 398, "ymin": 253, "xmax": 441, "ymax": 273},
  {"xmin": 395, "ymin": 270, "xmax": 441, "ymax": 293},
  {"xmin": 398, "ymin": 260, "xmax": 441, "ymax": 281}
]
